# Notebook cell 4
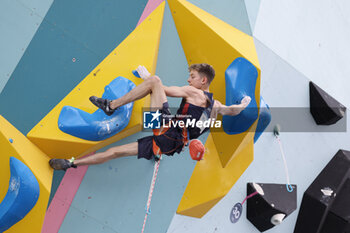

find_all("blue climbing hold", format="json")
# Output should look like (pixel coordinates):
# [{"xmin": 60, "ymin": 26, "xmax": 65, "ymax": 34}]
[
  {"xmin": 132, "ymin": 70, "xmax": 141, "ymax": 78},
  {"xmin": 9, "ymin": 138, "xmax": 13, "ymax": 143},
  {"xmin": 58, "ymin": 76, "xmax": 136, "ymax": 141},
  {"xmin": 0, "ymin": 157, "xmax": 40, "ymax": 232},
  {"xmin": 254, "ymin": 96, "xmax": 271, "ymax": 143},
  {"xmin": 223, "ymin": 57, "xmax": 259, "ymax": 134}
]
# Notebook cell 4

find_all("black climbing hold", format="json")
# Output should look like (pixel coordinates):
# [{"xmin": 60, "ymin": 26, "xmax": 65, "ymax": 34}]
[
  {"xmin": 294, "ymin": 149, "xmax": 350, "ymax": 233},
  {"xmin": 247, "ymin": 182, "xmax": 297, "ymax": 232},
  {"xmin": 321, "ymin": 178, "xmax": 350, "ymax": 233},
  {"xmin": 309, "ymin": 81, "xmax": 346, "ymax": 125}
]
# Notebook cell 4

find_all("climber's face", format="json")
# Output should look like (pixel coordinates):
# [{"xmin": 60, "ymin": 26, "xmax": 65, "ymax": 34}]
[{"xmin": 188, "ymin": 70, "xmax": 208, "ymax": 89}]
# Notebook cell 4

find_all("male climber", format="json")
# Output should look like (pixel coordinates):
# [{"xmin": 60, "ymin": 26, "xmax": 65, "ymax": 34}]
[{"xmin": 49, "ymin": 64, "xmax": 251, "ymax": 170}]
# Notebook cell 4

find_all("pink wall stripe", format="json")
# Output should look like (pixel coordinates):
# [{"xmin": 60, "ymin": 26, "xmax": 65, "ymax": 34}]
[
  {"xmin": 41, "ymin": 156, "xmax": 91, "ymax": 233},
  {"xmin": 136, "ymin": 0, "xmax": 164, "ymax": 27}
]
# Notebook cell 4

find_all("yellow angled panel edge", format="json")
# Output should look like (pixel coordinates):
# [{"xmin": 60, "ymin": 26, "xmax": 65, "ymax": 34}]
[
  {"xmin": 213, "ymin": 120, "xmax": 258, "ymax": 167},
  {"xmin": 27, "ymin": 2, "xmax": 165, "ymax": 158},
  {"xmin": 177, "ymin": 133, "xmax": 254, "ymax": 218},
  {"xmin": 169, "ymin": 0, "xmax": 260, "ymax": 217},
  {"xmin": 0, "ymin": 115, "xmax": 53, "ymax": 233},
  {"xmin": 169, "ymin": 0, "xmax": 260, "ymax": 71}
]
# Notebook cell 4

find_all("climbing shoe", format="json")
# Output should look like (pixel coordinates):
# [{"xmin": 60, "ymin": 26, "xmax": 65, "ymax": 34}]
[
  {"xmin": 89, "ymin": 96, "xmax": 115, "ymax": 116},
  {"xmin": 49, "ymin": 159, "xmax": 77, "ymax": 171}
]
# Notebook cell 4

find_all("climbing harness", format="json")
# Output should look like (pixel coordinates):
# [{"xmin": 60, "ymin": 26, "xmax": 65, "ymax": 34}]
[{"xmin": 152, "ymin": 124, "xmax": 189, "ymax": 156}]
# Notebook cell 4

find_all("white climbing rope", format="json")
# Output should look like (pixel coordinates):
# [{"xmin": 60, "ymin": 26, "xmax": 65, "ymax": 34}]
[
  {"xmin": 141, "ymin": 156, "xmax": 161, "ymax": 233},
  {"xmin": 276, "ymin": 137, "xmax": 291, "ymax": 186}
]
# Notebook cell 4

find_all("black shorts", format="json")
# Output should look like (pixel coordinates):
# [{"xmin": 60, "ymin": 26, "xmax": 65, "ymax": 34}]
[{"xmin": 137, "ymin": 102, "xmax": 185, "ymax": 160}]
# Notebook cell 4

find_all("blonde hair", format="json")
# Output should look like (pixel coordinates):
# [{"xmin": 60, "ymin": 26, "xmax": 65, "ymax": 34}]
[{"xmin": 188, "ymin": 63, "xmax": 215, "ymax": 84}]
